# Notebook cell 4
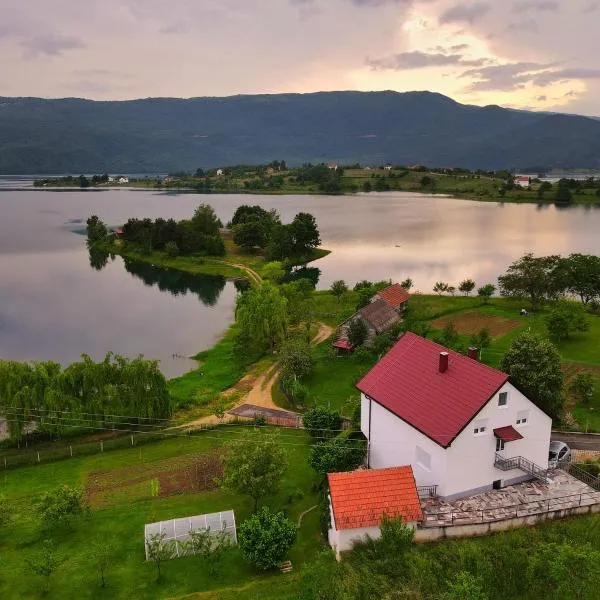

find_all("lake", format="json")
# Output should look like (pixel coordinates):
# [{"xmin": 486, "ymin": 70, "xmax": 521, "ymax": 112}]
[{"xmin": 1, "ymin": 186, "xmax": 600, "ymax": 376}]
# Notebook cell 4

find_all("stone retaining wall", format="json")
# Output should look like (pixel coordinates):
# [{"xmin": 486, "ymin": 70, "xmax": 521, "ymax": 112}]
[{"xmin": 414, "ymin": 502, "xmax": 600, "ymax": 542}]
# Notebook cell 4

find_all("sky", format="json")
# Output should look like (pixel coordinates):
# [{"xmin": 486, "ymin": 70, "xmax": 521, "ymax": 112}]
[{"xmin": 1, "ymin": 0, "xmax": 599, "ymax": 115}]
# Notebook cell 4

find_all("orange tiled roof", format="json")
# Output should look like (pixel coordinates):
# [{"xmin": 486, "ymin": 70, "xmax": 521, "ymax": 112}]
[
  {"xmin": 327, "ymin": 466, "xmax": 423, "ymax": 530},
  {"xmin": 377, "ymin": 284, "xmax": 410, "ymax": 309}
]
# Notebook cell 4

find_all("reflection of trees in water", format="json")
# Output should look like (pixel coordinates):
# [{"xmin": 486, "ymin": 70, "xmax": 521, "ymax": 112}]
[
  {"xmin": 122, "ymin": 259, "xmax": 227, "ymax": 306},
  {"xmin": 88, "ymin": 246, "xmax": 113, "ymax": 271}
]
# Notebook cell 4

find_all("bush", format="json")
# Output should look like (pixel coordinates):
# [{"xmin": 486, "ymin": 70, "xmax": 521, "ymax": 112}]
[
  {"xmin": 37, "ymin": 485, "xmax": 85, "ymax": 526},
  {"xmin": 238, "ymin": 507, "xmax": 297, "ymax": 570},
  {"xmin": 347, "ymin": 318, "xmax": 369, "ymax": 347},
  {"xmin": 309, "ymin": 434, "xmax": 366, "ymax": 477},
  {"xmin": 279, "ymin": 338, "xmax": 314, "ymax": 381},
  {"xmin": 302, "ymin": 407, "xmax": 342, "ymax": 441}
]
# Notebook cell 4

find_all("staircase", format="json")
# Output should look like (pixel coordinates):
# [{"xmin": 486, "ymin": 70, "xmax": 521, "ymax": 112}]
[{"xmin": 494, "ymin": 453, "xmax": 548, "ymax": 482}]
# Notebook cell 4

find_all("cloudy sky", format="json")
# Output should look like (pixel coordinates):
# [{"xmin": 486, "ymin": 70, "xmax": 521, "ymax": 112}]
[{"xmin": 1, "ymin": 0, "xmax": 599, "ymax": 115}]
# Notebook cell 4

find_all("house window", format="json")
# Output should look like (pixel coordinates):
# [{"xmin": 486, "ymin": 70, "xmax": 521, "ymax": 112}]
[
  {"xmin": 516, "ymin": 410, "xmax": 529, "ymax": 426},
  {"xmin": 498, "ymin": 392, "xmax": 508, "ymax": 407},
  {"xmin": 496, "ymin": 438, "xmax": 505, "ymax": 452},
  {"xmin": 473, "ymin": 419, "xmax": 488, "ymax": 435},
  {"xmin": 415, "ymin": 446, "xmax": 431, "ymax": 471}
]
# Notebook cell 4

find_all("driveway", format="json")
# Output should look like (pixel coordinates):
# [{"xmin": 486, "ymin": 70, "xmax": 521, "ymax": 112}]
[{"xmin": 552, "ymin": 431, "xmax": 600, "ymax": 451}]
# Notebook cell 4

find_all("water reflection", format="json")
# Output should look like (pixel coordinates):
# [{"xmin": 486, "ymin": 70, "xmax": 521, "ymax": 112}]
[
  {"xmin": 88, "ymin": 246, "xmax": 113, "ymax": 271},
  {"xmin": 122, "ymin": 259, "xmax": 227, "ymax": 306}
]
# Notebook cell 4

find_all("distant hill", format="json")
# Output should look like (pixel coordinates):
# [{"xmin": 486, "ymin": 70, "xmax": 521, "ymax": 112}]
[{"xmin": 1, "ymin": 91, "xmax": 599, "ymax": 174}]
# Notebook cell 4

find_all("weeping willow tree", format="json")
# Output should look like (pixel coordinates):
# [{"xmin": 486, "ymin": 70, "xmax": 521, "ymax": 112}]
[
  {"xmin": 0, "ymin": 353, "xmax": 171, "ymax": 440},
  {"xmin": 235, "ymin": 283, "xmax": 288, "ymax": 356}
]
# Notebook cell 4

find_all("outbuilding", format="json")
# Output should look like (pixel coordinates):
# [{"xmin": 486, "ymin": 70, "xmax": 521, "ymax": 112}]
[{"xmin": 327, "ymin": 466, "xmax": 422, "ymax": 558}]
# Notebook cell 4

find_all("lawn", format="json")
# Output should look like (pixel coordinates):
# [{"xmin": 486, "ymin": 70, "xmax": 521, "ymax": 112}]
[{"xmin": 0, "ymin": 427, "xmax": 320, "ymax": 600}]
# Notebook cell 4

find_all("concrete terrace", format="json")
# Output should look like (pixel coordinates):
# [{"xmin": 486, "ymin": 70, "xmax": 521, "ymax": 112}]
[{"xmin": 421, "ymin": 470, "xmax": 600, "ymax": 527}]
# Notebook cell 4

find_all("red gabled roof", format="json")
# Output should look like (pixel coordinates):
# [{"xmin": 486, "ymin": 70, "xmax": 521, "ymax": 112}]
[
  {"xmin": 376, "ymin": 283, "xmax": 410, "ymax": 309},
  {"xmin": 494, "ymin": 425, "xmax": 523, "ymax": 442},
  {"xmin": 327, "ymin": 466, "xmax": 422, "ymax": 530},
  {"xmin": 356, "ymin": 332, "xmax": 508, "ymax": 448},
  {"xmin": 333, "ymin": 339, "xmax": 354, "ymax": 350}
]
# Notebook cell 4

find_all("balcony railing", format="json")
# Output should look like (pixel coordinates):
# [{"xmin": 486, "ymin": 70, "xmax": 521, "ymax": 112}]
[
  {"xmin": 494, "ymin": 453, "xmax": 548, "ymax": 481},
  {"xmin": 417, "ymin": 485, "xmax": 438, "ymax": 499}
]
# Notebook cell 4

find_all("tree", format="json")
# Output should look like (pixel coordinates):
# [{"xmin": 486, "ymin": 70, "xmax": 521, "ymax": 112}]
[
  {"xmin": 363, "ymin": 181, "xmax": 372, "ymax": 192},
  {"xmin": 266, "ymin": 224, "xmax": 295, "ymax": 261},
  {"xmin": 447, "ymin": 285, "xmax": 456, "ymax": 296},
  {"xmin": 400, "ymin": 278, "xmax": 413, "ymax": 291},
  {"xmin": 330, "ymin": 280, "xmax": 348, "ymax": 298},
  {"xmin": 146, "ymin": 532, "xmax": 173, "ymax": 581},
  {"xmin": 26, "ymin": 540, "xmax": 60, "ymax": 593},
  {"xmin": 348, "ymin": 317, "xmax": 369, "ymax": 348},
  {"xmin": 90, "ymin": 542, "xmax": 114, "ymax": 588},
  {"xmin": 554, "ymin": 180, "xmax": 573, "ymax": 203},
  {"xmin": 433, "ymin": 281, "xmax": 449, "ymax": 295},
  {"xmin": 235, "ymin": 283, "xmax": 288, "ymax": 353},
  {"xmin": 562, "ymin": 253, "xmax": 600, "ymax": 305},
  {"xmin": 233, "ymin": 221, "xmax": 266, "ymax": 250},
  {"xmin": 165, "ymin": 241, "xmax": 179, "ymax": 258},
  {"xmin": 546, "ymin": 300, "xmax": 589, "ymax": 341},
  {"xmin": 438, "ymin": 321, "xmax": 459, "ymax": 349},
  {"xmin": 220, "ymin": 432, "xmax": 287, "ymax": 512},
  {"xmin": 420, "ymin": 175, "xmax": 435, "ymax": 189},
  {"xmin": 477, "ymin": 283, "xmax": 495, "ymax": 304},
  {"xmin": 262, "ymin": 261, "xmax": 285, "ymax": 282},
  {"xmin": 290, "ymin": 212, "xmax": 321, "ymax": 255},
  {"xmin": 191, "ymin": 204, "xmax": 222, "ymax": 235},
  {"xmin": 279, "ymin": 338, "xmax": 313, "ymax": 381},
  {"xmin": 498, "ymin": 253, "xmax": 566, "ymax": 310},
  {"xmin": 537, "ymin": 181, "xmax": 552, "ymax": 199},
  {"xmin": 500, "ymin": 331, "xmax": 564, "ymax": 419},
  {"xmin": 568, "ymin": 373, "xmax": 595, "ymax": 405},
  {"xmin": 238, "ymin": 507, "xmax": 297, "ymax": 570},
  {"xmin": 86, "ymin": 215, "xmax": 108, "ymax": 244},
  {"xmin": 469, "ymin": 328, "xmax": 491, "ymax": 359},
  {"xmin": 188, "ymin": 525, "xmax": 232, "ymax": 576},
  {"xmin": 37, "ymin": 485, "xmax": 85, "ymax": 526},
  {"xmin": 302, "ymin": 407, "xmax": 342, "ymax": 441},
  {"xmin": 309, "ymin": 435, "xmax": 366, "ymax": 477},
  {"xmin": 458, "ymin": 279, "xmax": 476, "ymax": 296}
]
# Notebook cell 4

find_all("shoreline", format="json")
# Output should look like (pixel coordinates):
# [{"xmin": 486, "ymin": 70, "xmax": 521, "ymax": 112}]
[{"xmin": 12, "ymin": 181, "xmax": 600, "ymax": 206}]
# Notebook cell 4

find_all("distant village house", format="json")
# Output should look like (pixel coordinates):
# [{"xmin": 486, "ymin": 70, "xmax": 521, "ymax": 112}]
[{"xmin": 515, "ymin": 175, "xmax": 531, "ymax": 188}]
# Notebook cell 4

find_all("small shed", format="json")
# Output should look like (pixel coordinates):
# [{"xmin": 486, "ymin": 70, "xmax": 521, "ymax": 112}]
[
  {"xmin": 333, "ymin": 338, "xmax": 355, "ymax": 355},
  {"xmin": 144, "ymin": 510, "xmax": 237, "ymax": 560},
  {"xmin": 327, "ymin": 466, "xmax": 422, "ymax": 558}
]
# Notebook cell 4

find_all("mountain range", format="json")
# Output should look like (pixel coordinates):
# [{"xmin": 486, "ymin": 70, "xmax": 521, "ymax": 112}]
[{"xmin": 1, "ymin": 91, "xmax": 599, "ymax": 174}]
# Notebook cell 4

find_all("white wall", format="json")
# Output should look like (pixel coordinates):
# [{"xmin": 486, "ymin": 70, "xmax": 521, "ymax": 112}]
[
  {"xmin": 361, "ymin": 394, "xmax": 447, "ymax": 493},
  {"xmin": 444, "ymin": 382, "xmax": 552, "ymax": 499},
  {"xmin": 361, "ymin": 383, "xmax": 552, "ymax": 500}
]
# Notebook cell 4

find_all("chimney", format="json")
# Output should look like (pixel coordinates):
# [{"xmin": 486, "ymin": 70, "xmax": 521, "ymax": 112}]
[
  {"xmin": 468, "ymin": 347, "xmax": 479, "ymax": 361},
  {"xmin": 439, "ymin": 352, "xmax": 449, "ymax": 373}
]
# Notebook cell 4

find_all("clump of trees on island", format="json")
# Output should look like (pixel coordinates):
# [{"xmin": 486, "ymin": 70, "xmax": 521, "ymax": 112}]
[
  {"xmin": 87, "ymin": 203, "xmax": 321, "ymax": 264},
  {"xmin": 0, "ymin": 353, "xmax": 171, "ymax": 441}
]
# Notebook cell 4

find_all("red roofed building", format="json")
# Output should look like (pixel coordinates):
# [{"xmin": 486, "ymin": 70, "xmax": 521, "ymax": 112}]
[
  {"xmin": 358, "ymin": 333, "xmax": 552, "ymax": 500},
  {"xmin": 374, "ymin": 283, "xmax": 411, "ymax": 313},
  {"xmin": 327, "ymin": 466, "xmax": 422, "ymax": 557}
]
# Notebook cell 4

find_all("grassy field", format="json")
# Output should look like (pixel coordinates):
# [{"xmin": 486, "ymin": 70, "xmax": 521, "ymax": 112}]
[
  {"xmin": 296, "ymin": 293, "xmax": 600, "ymax": 431},
  {"xmin": 0, "ymin": 428, "xmax": 320, "ymax": 600}
]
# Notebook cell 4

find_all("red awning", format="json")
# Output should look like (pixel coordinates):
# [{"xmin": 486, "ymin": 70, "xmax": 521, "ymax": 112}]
[
  {"xmin": 333, "ymin": 339, "xmax": 354, "ymax": 350},
  {"xmin": 494, "ymin": 426, "xmax": 523, "ymax": 442}
]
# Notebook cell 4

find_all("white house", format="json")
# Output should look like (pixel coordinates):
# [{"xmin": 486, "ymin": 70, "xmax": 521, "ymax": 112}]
[
  {"xmin": 327, "ymin": 163, "xmax": 338, "ymax": 170},
  {"xmin": 384, "ymin": 165, "xmax": 393, "ymax": 171},
  {"xmin": 358, "ymin": 332, "xmax": 552, "ymax": 501},
  {"xmin": 108, "ymin": 176, "xmax": 115, "ymax": 183},
  {"xmin": 118, "ymin": 176, "xmax": 129, "ymax": 184},
  {"xmin": 327, "ymin": 466, "xmax": 422, "ymax": 558},
  {"xmin": 216, "ymin": 168, "xmax": 224, "ymax": 176},
  {"xmin": 515, "ymin": 175, "xmax": 531, "ymax": 188}
]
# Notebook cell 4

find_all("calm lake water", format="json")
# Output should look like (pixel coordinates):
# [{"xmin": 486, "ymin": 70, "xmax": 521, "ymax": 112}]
[{"xmin": 1, "ymin": 185, "xmax": 600, "ymax": 376}]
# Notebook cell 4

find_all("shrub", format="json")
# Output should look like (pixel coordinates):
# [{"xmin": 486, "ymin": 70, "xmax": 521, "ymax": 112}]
[
  {"xmin": 37, "ymin": 485, "xmax": 85, "ymax": 526},
  {"xmin": 302, "ymin": 407, "xmax": 342, "ymax": 440},
  {"xmin": 238, "ymin": 507, "xmax": 297, "ymax": 570}
]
